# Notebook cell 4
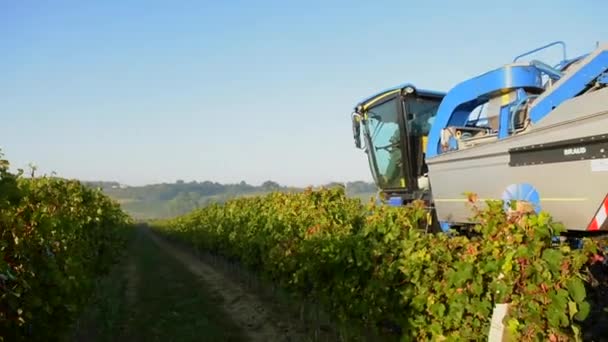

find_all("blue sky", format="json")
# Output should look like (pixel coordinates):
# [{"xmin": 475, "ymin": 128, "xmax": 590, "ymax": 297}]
[{"xmin": 1, "ymin": 0, "xmax": 606, "ymax": 186}]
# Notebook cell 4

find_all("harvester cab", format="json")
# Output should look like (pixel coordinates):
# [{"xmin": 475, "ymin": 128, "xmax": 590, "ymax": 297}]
[
  {"xmin": 351, "ymin": 84, "xmax": 445, "ymax": 206},
  {"xmin": 352, "ymin": 41, "xmax": 608, "ymax": 235}
]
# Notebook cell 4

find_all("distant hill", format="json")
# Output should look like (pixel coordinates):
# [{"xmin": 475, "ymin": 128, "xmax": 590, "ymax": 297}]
[{"xmin": 82, "ymin": 180, "xmax": 378, "ymax": 220}]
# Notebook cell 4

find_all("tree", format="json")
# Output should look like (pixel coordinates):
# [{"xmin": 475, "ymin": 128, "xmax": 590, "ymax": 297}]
[{"xmin": 262, "ymin": 180, "xmax": 280, "ymax": 191}]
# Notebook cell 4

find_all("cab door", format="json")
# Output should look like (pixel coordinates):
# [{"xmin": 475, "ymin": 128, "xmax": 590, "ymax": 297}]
[{"xmin": 401, "ymin": 94, "xmax": 443, "ymax": 191}]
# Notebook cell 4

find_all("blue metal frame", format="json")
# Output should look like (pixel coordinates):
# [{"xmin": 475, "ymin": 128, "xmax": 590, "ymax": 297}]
[
  {"xmin": 425, "ymin": 45, "xmax": 608, "ymax": 158},
  {"xmin": 388, "ymin": 196, "xmax": 402, "ymax": 207},
  {"xmin": 529, "ymin": 51, "xmax": 608, "ymax": 123},
  {"xmin": 498, "ymin": 105, "xmax": 512, "ymax": 139},
  {"xmin": 507, "ymin": 88, "xmax": 530, "ymax": 134},
  {"xmin": 598, "ymin": 72, "xmax": 608, "ymax": 86},
  {"xmin": 425, "ymin": 65, "xmax": 544, "ymax": 158},
  {"xmin": 439, "ymin": 221, "xmax": 451, "ymax": 233}
]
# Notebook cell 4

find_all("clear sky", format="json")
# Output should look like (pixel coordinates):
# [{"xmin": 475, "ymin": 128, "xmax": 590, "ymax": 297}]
[{"xmin": 1, "ymin": 0, "xmax": 607, "ymax": 186}]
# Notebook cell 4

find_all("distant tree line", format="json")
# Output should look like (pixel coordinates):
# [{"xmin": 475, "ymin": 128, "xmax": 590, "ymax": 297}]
[{"xmin": 81, "ymin": 179, "xmax": 377, "ymax": 219}]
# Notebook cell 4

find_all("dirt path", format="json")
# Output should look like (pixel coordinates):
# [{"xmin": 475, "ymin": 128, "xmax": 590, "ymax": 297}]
[
  {"xmin": 145, "ymin": 229, "xmax": 308, "ymax": 342},
  {"xmin": 121, "ymin": 230, "xmax": 140, "ymax": 340},
  {"xmin": 72, "ymin": 226, "xmax": 343, "ymax": 342}
]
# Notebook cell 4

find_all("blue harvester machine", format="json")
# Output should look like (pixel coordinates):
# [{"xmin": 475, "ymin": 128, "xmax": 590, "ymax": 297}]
[{"xmin": 351, "ymin": 41, "xmax": 608, "ymax": 239}]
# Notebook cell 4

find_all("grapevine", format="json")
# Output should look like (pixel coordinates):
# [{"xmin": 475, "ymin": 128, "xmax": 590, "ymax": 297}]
[
  {"xmin": 0, "ymin": 153, "xmax": 132, "ymax": 341},
  {"xmin": 153, "ymin": 186, "xmax": 602, "ymax": 341}
]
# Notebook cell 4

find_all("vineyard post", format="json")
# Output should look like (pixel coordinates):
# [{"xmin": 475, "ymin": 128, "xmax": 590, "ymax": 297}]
[{"xmin": 488, "ymin": 303, "xmax": 511, "ymax": 342}]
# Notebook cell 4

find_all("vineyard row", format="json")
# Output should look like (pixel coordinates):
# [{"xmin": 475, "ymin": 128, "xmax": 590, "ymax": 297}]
[{"xmin": 152, "ymin": 187, "xmax": 604, "ymax": 341}]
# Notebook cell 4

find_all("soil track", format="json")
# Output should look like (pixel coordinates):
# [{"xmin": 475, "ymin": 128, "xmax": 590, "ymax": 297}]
[{"xmin": 145, "ymin": 229, "xmax": 310, "ymax": 342}]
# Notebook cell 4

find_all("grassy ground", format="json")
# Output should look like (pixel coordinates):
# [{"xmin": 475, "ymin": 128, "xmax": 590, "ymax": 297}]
[{"xmin": 70, "ymin": 227, "xmax": 245, "ymax": 342}]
